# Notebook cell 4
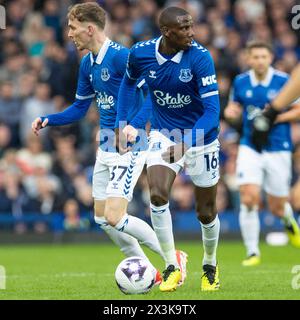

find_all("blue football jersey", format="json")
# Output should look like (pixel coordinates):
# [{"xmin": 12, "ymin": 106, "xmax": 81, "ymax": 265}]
[
  {"xmin": 231, "ymin": 67, "xmax": 292, "ymax": 151},
  {"xmin": 75, "ymin": 38, "xmax": 146, "ymax": 129},
  {"xmin": 124, "ymin": 36, "xmax": 220, "ymax": 146}
]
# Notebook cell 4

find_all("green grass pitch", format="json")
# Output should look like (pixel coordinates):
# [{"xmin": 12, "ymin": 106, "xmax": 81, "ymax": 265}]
[{"xmin": 0, "ymin": 241, "xmax": 299, "ymax": 300}]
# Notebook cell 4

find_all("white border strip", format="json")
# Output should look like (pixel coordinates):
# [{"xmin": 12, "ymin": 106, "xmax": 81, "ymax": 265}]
[
  {"xmin": 201, "ymin": 90, "xmax": 219, "ymax": 99},
  {"xmin": 75, "ymin": 93, "xmax": 95, "ymax": 100}
]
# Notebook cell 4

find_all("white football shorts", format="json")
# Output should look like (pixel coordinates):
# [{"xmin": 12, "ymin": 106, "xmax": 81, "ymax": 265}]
[
  {"xmin": 147, "ymin": 130, "xmax": 220, "ymax": 187},
  {"xmin": 236, "ymin": 144, "xmax": 292, "ymax": 197},
  {"xmin": 92, "ymin": 148, "xmax": 148, "ymax": 201}
]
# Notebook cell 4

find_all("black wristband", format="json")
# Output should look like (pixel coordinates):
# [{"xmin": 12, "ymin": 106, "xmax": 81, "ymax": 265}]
[{"xmin": 263, "ymin": 104, "xmax": 280, "ymax": 123}]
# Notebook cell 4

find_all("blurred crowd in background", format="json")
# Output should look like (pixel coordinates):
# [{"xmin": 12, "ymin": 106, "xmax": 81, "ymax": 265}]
[{"xmin": 0, "ymin": 0, "xmax": 300, "ymax": 234}]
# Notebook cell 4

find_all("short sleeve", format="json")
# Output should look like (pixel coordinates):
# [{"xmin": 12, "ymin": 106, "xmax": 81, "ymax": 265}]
[
  {"xmin": 113, "ymin": 48, "xmax": 129, "ymax": 76},
  {"xmin": 193, "ymin": 50, "xmax": 219, "ymax": 99},
  {"xmin": 125, "ymin": 47, "xmax": 142, "ymax": 81},
  {"xmin": 75, "ymin": 55, "xmax": 95, "ymax": 100}
]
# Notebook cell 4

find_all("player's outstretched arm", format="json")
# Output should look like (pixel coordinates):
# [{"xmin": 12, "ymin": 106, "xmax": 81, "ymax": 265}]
[
  {"xmin": 272, "ymin": 63, "xmax": 300, "ymax": 111},
  {"xmin": 32, "ymin": 98, "xmax": 92, "ymax": 132},
  {"xmin": 275, "ymin": 103, "xmax": 300, "ymax": 123},
  {"xmin": 32, "ymin": 55, "xmax": 95, "ymax": 133}
]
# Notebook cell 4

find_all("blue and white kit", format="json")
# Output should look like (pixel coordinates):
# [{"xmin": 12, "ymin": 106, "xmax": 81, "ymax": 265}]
[
  {"xmin": 231, "ymin": 67, "xmax": 293, "ymax": 196},
  {"xmin": 117, "ymin": 37, "xmax": 221, "ymax": 187},
  {"xmin": 41, "ymin": 38, "xmax": 151, "ymax": 201}
]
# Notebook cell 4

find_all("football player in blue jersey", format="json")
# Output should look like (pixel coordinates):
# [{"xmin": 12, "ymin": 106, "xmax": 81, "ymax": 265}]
[
  {"xmin": 31, "ymin": 2, "xmax": 188, "ymax": 285},
  {"xmin": 225, "ymin": 41, "xmax": 300, "ymax": 267},
  {"xmin": 116, "ymin": 6, "xmax": 221, "ymax": 292},
  {"xmin": 252, "ymin": 62, "xmax": 300, "ymax": 149}
]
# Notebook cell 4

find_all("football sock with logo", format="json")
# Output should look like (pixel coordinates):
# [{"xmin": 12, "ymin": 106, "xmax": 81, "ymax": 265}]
[
  {"xmin": 150, "ymin": 202, "xmax": 178, "ymax": 268},
  {"xmin": 200, "ymin": 215, "xmax": 220, "ymax": 267},
  {"xmin": 239, "ymin": 204, "xmax": 260, "ymax": 256},
  {"xmin": 114, "ymin": 214, "xmax": 165, "ymax": 259}
]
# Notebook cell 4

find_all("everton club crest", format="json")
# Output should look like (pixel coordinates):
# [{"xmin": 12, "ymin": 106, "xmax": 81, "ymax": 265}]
[
  {"xmin": 101, "ymin": 68, "xmax": 110, "ymax": 81},
  {"xmin": 179, "ymin": 69, "xmax": 193, "ymax": 83}
]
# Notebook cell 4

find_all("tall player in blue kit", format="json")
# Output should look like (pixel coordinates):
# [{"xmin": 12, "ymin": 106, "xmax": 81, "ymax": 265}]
[
  {"xmin": 117, "ymin": 7, "xmax": 221, "ymax": 292},
  {"xmin": 225, "ymin": 41, "xmax": 300, "ymax": 266},
  {"xmin": 31, "ymin": 2, "xmax": 188, "ymax": 284}
]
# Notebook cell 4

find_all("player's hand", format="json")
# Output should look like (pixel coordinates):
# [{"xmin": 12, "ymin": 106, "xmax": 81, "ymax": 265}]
[
  {"xmin": 224, "ymin": 102, "xmax": 242, "ymax": 122},
  {"xmin": 115, "ymin": 128, "xmax": 128, "ymax": 155},
  {"xmin": 251, "ymin": 104, "xmax": 279, "ymax": 152},
  {"xmin": 123, "ymin": 125, "xmax": 138, "ymax": 144},
  {"xmin": 31, "ymin": 117, "xmax": 48, "ymax": 136},
  {"xmin": 162, "ymin": 142, "xmax": 188, "ymax": 164}
]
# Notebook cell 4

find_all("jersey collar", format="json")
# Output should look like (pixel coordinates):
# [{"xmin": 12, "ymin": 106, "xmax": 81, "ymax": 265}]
[
  {"xmin": 90, "ymin": 37, "xmax": 111, "ymax": 65},
  {"xmin": 249, "ymin": 67, "xmax": 274, "ymax": 87},
  {"xmin": 155, "ymin": 36, "xmax": 183, "ymax": 65}
]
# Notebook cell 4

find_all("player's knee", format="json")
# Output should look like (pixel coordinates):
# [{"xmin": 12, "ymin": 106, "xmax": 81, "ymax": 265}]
[
  {"xmin": 240, "ymin": 194, "xmax": 257, "ymax": 210},
  {"xmin": 150, "ymin": 188, "xmax": 169, "ymax": 206},
  {"xmin": 104, "ymin": 207, "xmax": 124, "ymax": 227},
  {"xmin": 196, "ymin": 200, "xmax": 217, "ymax": 224},
  {"xmin": 104, "ymin": 214, "xmax": 120, "ymax": 227}
]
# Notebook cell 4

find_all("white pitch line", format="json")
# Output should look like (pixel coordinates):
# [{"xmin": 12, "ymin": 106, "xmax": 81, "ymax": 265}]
[
  {"xmin": 6, "ymin": 270, "xmax": 285, "ymax": 280},
  {"xmin": 6, "ymin": 272, "xmax": 114, "ymax": 279}
]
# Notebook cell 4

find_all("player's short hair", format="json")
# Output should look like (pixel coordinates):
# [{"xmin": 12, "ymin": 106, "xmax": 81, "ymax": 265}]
[
  {"xmin": 246, "ymin": 41, "xmax": 273, "ymax": 54},
  {"xmin": 67, "ymin": 2, "xmax": 106, "ymax": 30},
  {"xmin": 158, "ymin": 6, "xmax": 190, "ymax": 28}
]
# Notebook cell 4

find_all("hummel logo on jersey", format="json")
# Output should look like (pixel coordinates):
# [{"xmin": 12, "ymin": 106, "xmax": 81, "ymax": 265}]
[
  {"xmin": 179, "ymin": 69, "xmax": 193, "ymax": 83},
  {"xmin": 153, "ymin": 90, "xmax": 192, "ymax": 108},
  {"xmin": 149, "ymin": 70, "xmax": 157, "ymax": 79},
  {"xmin": 112, "ymin": 182, "xmax": 118, "ymax": 190},
  {"xmin": 202, "ymin": 75, "xmax": 217, "ymax": 86}
]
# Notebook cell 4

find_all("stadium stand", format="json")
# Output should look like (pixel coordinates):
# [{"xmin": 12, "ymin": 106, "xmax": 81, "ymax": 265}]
[{"xmin": 0, "ymin": 0, "xmax": 299, "ymax": 236}]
